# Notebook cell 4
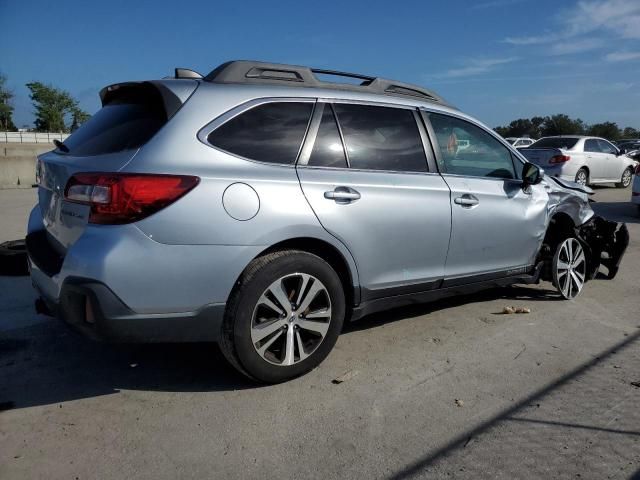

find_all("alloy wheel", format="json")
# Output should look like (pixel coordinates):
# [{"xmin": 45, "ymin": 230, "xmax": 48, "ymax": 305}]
[
  {"xmin": 250, "ymin": 273, "xmax": 332, "ymax": 366},
  {"xmin": 575, "ymin": 170, "xmax": 588, "ymax": 186},
  {"xmin": 553, "ymin": 238, "xmax": 587, "ymax": 299},
  {"xmin": 621, "ymin": 168, "xmax": 632, "ymax": 187}
]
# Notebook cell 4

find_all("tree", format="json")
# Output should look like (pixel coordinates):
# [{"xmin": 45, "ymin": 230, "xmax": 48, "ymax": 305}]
[
  {"xmin": 0, "ymin": 74, "xmax": 17, "ymax": 131},
  {"xmin": 621, "ymin": 127, "xmax": 639, "ymax": 139},
  {"xmin": 587, "ymin": 122, "xmax": 621, "ymax": 140},
  {"xmin": 70, "ymin": 107, "xmax": 91, "ymax": 131},
  {"xmin": 26, "ymin": 82, "xmax": 77, "ymax": 132},
  {"xmin": 540, "ymin": 114, "xmax": 586, "ymax": 136}
]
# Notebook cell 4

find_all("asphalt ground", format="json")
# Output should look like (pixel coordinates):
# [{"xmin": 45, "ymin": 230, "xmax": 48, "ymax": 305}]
[{"xmin": 0, "ymin": 186, "xmax": 638, "ymax": 479}]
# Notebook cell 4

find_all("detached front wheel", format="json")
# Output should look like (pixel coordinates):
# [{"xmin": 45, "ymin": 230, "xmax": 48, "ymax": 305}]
[
  {"xmin": 220, "ymin": 250, "xmax": 345, "ymax": 383},
  {"xmin": 552, "ymin": 237, "xmax": 587, "ymax": 299}
]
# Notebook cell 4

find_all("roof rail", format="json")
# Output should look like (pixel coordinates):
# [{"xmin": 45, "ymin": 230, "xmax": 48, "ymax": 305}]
[{"xmin": 203, "ymin": 60, "xmax": 450, "ymax": 106}]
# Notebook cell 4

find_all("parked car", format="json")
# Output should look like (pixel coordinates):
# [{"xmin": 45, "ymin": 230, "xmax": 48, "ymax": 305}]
[
  {"xmin": 618, "ymin": 141, "xmax": 640, "ymax": 159},
  {"xmin": 505, "ymin": 137, "xmax": 536, "ymax": 148},
  {"xmin": 521, "ymin": 136, "xmax": 637, "ymax": 187},
  {"xmin": 27, "ymin": 61, "xmax": 629, "ymax": 383},
  {"xmin": 614, "ymin": 138, "xmax": 640, "ymax": 146}
]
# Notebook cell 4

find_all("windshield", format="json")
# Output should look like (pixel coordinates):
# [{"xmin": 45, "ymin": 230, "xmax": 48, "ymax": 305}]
[{"xmin": 530, "ymin": 137, "xmax": 579, "ymax": 149}]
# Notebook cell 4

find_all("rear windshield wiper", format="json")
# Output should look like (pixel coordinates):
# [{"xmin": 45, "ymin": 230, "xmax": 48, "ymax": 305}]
[{"xmin": 53, "ymin": 139, "xmax": 69, "ymax": 153}]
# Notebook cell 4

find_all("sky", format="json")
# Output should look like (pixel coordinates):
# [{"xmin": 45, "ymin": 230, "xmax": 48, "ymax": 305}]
[{"xmin": 1, "ymin": 0, "xmax": 639, "ymax": 129}]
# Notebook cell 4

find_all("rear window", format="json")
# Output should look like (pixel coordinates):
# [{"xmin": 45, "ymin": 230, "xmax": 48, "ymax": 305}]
[
  {"xmin": 208, "ymin": 102, "xmax": 313, "ymax": 164},
  {"xmin": 530, "ymin": 137, "xmax": 579, "ymax": 149},
  {"xmin": 62, "ymin": 88, "xmax": 168, "ymax": 156}
]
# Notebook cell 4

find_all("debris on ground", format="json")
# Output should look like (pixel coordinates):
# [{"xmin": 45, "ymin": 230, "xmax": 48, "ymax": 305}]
[
  {"xmin": 502, "ymin": 306, "xmax": 531, "ymax": 314},
  {"xmin": 332, "ymin": 370, "xmax": 359, "ymax": 384},
  {"xmin": 631, "ymin": 381, "xmax": 640, "ymax": 388},
  {"xmin": 455, "ymin": 399, "xmax": 464, "ymax": 407}
]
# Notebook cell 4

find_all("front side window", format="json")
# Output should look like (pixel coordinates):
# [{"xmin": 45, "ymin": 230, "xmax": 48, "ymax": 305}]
[
  {"xmin": 428, "ymin": 113, "xmax": 516, "ymax": 179},
  {"xmin": 332, "ymin": 104, "xmax": 427, "ymax": 172},
  {"xmin": 308, "ymin": 104, "xmax": 347, "ymax": 168},
  {"xmin": 597, "ymin": 139, "xmax": 617, "ymax": 155},
  {"xmin": 208, "ymin": 102, "xmax": 313, "ymax": 164},
  {"xmin": 584, "ymin": 139, "xmax": 601, "ymax": 153}
]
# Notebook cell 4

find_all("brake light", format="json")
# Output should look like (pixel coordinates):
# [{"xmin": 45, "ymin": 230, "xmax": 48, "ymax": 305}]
[
  {"xmin": 550, "ymin": 155, "xmax": 571, "ymax": 164},
  {"xmin": 65, "ymin": 173, "xmax": 199, "ymax": 224}
]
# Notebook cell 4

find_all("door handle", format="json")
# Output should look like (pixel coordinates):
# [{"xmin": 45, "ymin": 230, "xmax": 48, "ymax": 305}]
[
  {"xmin": 324, "ymin": 187, "xmax": 361, "ymax": 203},
  {"xmin": 454, "ymin": 194, "xmax": 479, "ymax": 207}
]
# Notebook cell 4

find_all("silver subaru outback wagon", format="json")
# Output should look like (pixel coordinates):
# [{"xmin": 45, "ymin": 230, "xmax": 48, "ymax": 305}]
[{"xmin": 27, "ymin": 61, "xmax": 628, "ymax": 383}]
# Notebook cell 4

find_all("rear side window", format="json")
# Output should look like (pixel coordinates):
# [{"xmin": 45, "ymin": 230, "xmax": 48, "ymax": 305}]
[
  {"xmin": 332, "ymin": 104, "xmax": 427, "ymax": 172},
  {"xmin": 62, "ymin": 98, "xmax": 167, "ymax": 156},
  {"xmin": 584, "ymin": 139, "xmax": 601, "ymax": 153},
  {"xmin": 428, "ymin": 113, "xmax": 516, "ymax": 179},
  {"xmin": 208, "ymin": 102, "xmax": 313, "ymax": 164},
  {"xmin": 307, "ymin": 104, "xmax": 347, "ymax": 168}
]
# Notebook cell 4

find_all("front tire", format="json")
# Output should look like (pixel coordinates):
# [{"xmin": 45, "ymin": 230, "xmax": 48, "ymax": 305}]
[
  {"xmin": 552, "ymin": 237, "xmax": 587, "ymax": 299},
  {"xmin": 219, "ymin": 250, "xmax": 345, "ymax": 383},
  {"xmin": 615, "ymin": 167, "xmax": 633, "ymax": 188}
]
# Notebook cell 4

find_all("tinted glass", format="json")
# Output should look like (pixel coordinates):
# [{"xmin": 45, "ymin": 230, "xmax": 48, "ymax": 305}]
[
  {"xmin": 530, "ymin": 137, "xmax": 579, "ymax": 149},
  {"xmin": 208, "ymin": 102, "xmax": 313, "ymax": 164},
  {"xmin": 62, "ymin": 103, "xmax": 167, "ymax": 156},
  {"xmin": 308, "ymin": 105, "xmax": 347, "ymax": 168},
  {"xmin": 428, "ymin": 113, "xmax": 516, "ymax": 179},
  {"xmin": 584, "ymin": 139, "xmax": 601, "ymax": 153},
  {"xmin": 597, "ymin": 139, "xmax": 617, "ymax": 154},
  {"xmin": 332, "ymin": 104, "xmax": 427, "ymax": 172}
]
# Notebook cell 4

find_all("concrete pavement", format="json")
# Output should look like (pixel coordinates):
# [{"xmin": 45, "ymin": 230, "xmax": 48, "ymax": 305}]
[{"xmin": 0, "ymin": 186, "xmax": 638, "ymax": 479}]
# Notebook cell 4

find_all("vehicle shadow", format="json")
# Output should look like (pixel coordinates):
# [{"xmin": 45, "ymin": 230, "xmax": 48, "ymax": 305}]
[{"xmin": 0, "ymin": 281, "xmax": 623, "ymax": 411}]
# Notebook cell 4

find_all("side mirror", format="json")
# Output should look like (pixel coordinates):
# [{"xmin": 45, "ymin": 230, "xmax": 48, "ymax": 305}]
[
  {"xmin": 617, "ymin": 147, "xmax": 627, "ymax": 155},
  {"xmin": 522, "ymin": 162, "xmax": 542, "ymax": 186}
]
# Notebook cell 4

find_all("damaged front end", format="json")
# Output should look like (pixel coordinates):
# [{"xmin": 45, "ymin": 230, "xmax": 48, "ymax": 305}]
[
  {"xmin": 538, "ymin": 176, "xmax": 629, "ymax": 287},
  {"xmin": 576, "ymin": 216, "xmax": 629, "ymax": 280}
]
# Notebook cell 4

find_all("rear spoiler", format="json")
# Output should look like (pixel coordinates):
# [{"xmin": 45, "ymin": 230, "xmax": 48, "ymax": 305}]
[{"xmin": 98, "ymin": 80, "xmax": 198, "ymax": 118}]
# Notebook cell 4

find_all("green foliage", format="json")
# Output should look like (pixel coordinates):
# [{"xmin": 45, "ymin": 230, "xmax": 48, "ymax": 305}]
[
  {"xmin": 495, "ymin": 114, "xmax": 637, "ymax": 141},
  {"xmin": 0, "ymin": 74, "xmax": 17, "ymax": 131},
  {"xmin": 70, "ymin": 107, "xmax": 91, "ymax": 131},
  {"xmin": 587, "ymin": 122, "xmax": 621, "ymax": 140},
  {"xmin": 26, "ymin": 81, "xmax": 79, "ymax": 132}
]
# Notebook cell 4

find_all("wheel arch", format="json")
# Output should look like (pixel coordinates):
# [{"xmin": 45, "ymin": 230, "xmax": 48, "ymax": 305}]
[{"xmin": 249, "ymin": 237, "xmax": 360, "ymax": 308}]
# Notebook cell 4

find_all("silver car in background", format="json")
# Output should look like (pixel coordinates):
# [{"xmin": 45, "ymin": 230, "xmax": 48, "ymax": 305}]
[
  {"xmin": 521, "ymin": 136, "xmax": 637, "ymax": 187},
  {"xmin": 27, "ymin": 61, "xmax": 629, "ymax": 383}
]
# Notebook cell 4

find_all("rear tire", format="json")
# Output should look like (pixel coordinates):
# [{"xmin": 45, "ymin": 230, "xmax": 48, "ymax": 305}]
[
  {"xmin": 219, "ymin": 250, "xmax": 345, "ymax": 383},
  {"xmin": 574, "ymin": 168, "xmax": 588, "ymax": 186},
  {"xmin": 615, "ymin": 167, "xmax": 633, "ymax": 188}
]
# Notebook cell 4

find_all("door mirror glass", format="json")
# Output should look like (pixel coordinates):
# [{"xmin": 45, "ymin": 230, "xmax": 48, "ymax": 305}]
[{"xmin": 522, "ymin": 162, "xmax": 542, "ymax": 186}]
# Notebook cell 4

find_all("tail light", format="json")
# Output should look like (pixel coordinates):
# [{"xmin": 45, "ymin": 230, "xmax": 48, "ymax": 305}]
[
  {"xmin": 550, "ymin": 155, "xmax": 571, "ymax": 164},
  {"xmin": 65, "ymin": 173, "xmax": 199, "ymax": 224}
]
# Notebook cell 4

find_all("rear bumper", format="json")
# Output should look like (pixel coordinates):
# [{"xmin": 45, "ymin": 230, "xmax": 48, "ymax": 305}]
[{"xmin": 35, "ymin": 277, "xmax": 225, "ymax": 342}]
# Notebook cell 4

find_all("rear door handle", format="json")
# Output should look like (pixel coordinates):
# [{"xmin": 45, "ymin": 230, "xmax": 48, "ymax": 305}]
[
  {"xmin": 454, "ymin": 194, "xmax": 479, "ymax": 207},
  {"xmin": 324, "ymin": 187, "xmax": 361, "ymax": 203}
]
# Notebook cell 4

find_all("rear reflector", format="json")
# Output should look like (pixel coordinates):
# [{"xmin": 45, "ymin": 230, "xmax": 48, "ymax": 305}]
[
  {"xmin": 549, "ymin": 155, "xmax": 571, "ymax": 164},
  {"xmin": 65, "ymin": 173, "xmax": 199, "ymax": 224}
]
